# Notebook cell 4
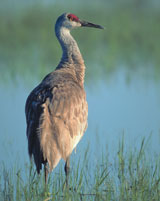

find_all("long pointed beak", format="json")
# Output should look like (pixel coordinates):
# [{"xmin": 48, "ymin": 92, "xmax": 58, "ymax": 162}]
[{"xmin": 80, "ymin": 20, "xmax": 104, "ymax": 29}]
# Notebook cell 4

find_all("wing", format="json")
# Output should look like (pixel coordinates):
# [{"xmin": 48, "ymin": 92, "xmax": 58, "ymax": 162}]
[{"xmin": 25, "ymin": 82, "xmax": 53, "ymax": 172}]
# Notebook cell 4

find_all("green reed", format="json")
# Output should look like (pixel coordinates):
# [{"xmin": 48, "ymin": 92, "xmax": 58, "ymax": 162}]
[{"xmin": 0, "ymin": 138, "xmax": 160, "ymax": 201}]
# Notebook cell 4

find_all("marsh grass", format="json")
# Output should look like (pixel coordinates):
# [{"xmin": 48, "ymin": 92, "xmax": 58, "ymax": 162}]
[{"xmin": 0, "ymin": 138, "xmax": 160, "ymax": 201}]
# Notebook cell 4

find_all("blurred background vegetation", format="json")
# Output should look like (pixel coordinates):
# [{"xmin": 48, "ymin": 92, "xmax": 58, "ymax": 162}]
[{"xmin": 0, "ymin": 0, "xmax": 160, "ymax": 84}]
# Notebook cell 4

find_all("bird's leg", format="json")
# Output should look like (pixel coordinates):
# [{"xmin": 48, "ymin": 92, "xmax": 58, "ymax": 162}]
[
  {"xmin": 64, "ymin": 157, "xmax": 70, "ymax": 187},
  {"xmin": 44, "ymin": 163, "xmax": 49, "ymax": 185}
]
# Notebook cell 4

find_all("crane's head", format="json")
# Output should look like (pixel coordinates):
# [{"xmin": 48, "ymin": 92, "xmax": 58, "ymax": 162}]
[{"xmin": 55, "ymin": 13, "xmax": 104, "ymax": 31}]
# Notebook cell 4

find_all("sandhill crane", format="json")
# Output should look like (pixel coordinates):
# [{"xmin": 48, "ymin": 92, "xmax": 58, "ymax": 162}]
[{"xmin": 25, "ymin": 13, "xmax": 103, "ymax": 185}]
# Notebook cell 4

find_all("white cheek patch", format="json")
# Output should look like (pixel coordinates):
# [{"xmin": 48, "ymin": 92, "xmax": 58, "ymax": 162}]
[{"xmin": 72, "ymin": 21, "xmax": 81, "ymax": 27}]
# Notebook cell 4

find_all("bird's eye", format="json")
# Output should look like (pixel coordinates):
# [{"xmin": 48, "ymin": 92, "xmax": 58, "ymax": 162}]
[
  {"xmin": 68, "ymin": 15, "xmax": 72, "ymax": 21},
  {"xmin": 67, "ymin": 15, "xmax": 73, "ymax": 21}
]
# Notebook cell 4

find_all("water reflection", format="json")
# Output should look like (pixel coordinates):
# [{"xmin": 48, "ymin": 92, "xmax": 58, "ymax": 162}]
[{"xmin": 0, "ymin": 69, "xmax": 160, "ymax": 168}]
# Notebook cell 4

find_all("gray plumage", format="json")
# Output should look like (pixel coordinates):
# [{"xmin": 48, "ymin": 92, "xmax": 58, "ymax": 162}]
[{"xmin": 25, "ymin": 13, "xmax": 103, "ymax": 184}]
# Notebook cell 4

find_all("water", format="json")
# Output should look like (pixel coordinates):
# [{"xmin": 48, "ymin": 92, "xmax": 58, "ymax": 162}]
[
  {"xmin": 86, "ymin": 69, "xmax": 160, "ymax": 156},
  {"xmin": 0, "ymin": 67, "xmax": 160, "ymax": 169}
]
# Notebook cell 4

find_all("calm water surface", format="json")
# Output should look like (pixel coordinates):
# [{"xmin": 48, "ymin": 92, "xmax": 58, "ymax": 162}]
[{"xmin": 0, "ymin": 68, "xmax": 160, "ymax": 169}]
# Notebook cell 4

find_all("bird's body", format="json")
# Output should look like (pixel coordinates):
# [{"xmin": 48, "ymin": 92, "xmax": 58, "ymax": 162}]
[
  {"xmin": 25, "ymin": 13, "xmax": 103, "ymax": 184},
  {"xmin": 25, "ymin": 67, "xmax": 88, "ymax": 172}
]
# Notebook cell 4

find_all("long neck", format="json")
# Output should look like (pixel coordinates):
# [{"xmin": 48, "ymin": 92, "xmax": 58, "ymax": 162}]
[{"xmin": 55, "ymin": 27, "xmax": 85, "ymax": 84}]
